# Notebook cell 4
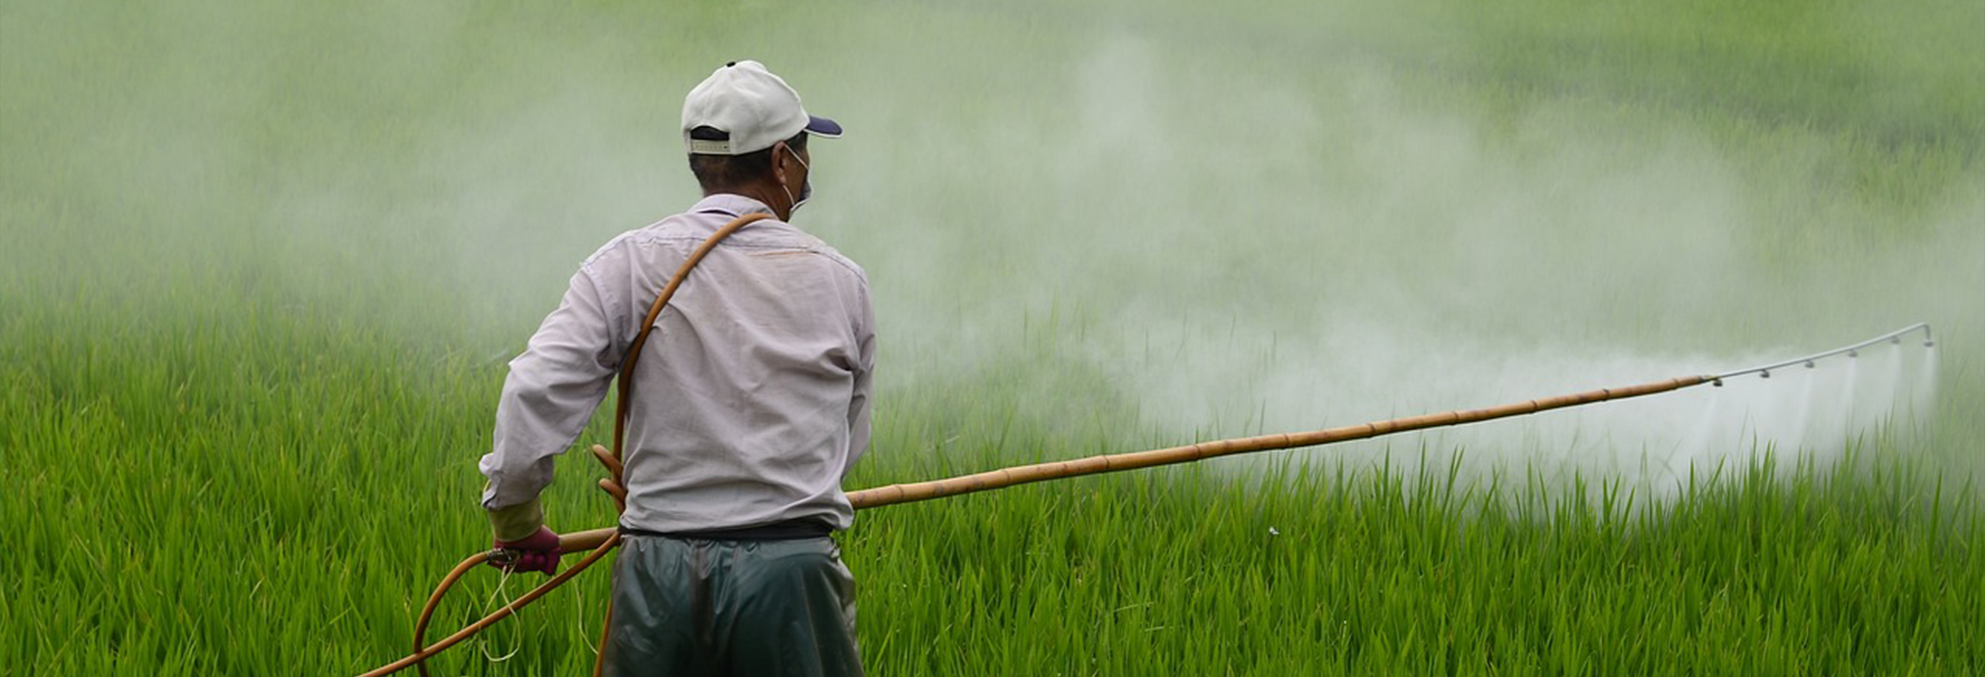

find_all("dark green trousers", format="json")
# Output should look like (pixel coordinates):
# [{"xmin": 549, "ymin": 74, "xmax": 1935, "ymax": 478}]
[{"xmin": 602, "ymin": 534, "xmax": 863, "ymax": 677}]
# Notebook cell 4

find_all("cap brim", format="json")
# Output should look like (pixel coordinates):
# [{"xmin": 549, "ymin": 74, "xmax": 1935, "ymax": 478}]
[{"xmin": 805, "ymin": 115, "xmax": 843, "ymax": 138}]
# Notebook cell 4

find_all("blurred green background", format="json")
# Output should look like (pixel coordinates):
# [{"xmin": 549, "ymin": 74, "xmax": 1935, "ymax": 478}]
[{"xmin": 3, "ymin": 0, "xmax": 1980, "ymax": 673}]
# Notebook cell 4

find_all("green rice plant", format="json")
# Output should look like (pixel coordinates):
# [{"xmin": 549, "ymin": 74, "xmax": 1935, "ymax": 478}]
[{"xmin": 2, "ymin": 0, "xmax": 1980, "ymax": 674}]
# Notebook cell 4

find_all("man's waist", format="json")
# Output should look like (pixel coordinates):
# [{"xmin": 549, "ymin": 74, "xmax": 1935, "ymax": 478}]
[{"xmin": 619, "ymin": 516, "xmax": 834, "ymax": 541}]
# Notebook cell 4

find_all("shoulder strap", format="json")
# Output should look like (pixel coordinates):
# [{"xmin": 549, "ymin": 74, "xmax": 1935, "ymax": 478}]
[{"xmin": 610, "ymin": 212, "xmax": 774, "ymax": 463}]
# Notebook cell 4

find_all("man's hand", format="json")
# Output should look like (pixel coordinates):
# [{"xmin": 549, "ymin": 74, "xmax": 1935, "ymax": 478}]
[{"xmin": 489, "ymin": 526, "xmax": 562, "ymax": 576}]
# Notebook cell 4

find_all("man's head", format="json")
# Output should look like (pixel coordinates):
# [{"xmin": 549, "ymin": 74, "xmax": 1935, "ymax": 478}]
[{"xmin": 681, "ymin": 61, "xmax": 841, "ymax": 220}]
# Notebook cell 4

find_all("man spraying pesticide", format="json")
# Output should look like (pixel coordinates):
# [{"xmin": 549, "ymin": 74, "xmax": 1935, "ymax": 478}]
[
  {"xmin": 353, "ymin": 62, "xmax": 1942, "ymax": 677},
  {"xmin": 479, "ymin": 60, "xmax": 868, "ymax": 677}
]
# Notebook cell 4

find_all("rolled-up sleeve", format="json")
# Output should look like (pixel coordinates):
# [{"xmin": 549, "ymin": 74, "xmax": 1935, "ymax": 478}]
[{"xmin": 479, "ymin": 266, "xmax": 624, "ymax": 517}]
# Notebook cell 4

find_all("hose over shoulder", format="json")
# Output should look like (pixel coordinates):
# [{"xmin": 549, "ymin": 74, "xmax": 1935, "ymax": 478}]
[{"xmin": 356, "ymin": 213, "xmax": 772, "ymax": 677}]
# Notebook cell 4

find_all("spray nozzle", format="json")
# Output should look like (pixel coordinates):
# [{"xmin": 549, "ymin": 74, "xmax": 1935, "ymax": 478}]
[{"xmin": 1709, "ymin": 322, "xmax": 1929, "ymax": 385}]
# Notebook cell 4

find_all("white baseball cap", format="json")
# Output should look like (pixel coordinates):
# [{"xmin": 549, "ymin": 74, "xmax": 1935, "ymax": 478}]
[{"xmin": 681, "ymin": 60, "xmax": 843, "ymax": 155}]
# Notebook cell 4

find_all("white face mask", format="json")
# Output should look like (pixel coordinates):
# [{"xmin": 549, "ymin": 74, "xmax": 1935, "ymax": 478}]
[{"xmin": 780, "ymin": 144, "xmax": 813, "ymax": 215}]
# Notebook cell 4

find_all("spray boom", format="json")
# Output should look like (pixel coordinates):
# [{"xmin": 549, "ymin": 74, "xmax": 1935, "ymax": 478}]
[{"xmin": 1712, "ymin": 322, "xmax": 1933, "ymax": 386}]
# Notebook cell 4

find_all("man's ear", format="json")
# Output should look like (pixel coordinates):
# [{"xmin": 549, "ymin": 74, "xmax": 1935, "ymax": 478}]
[{"xmin": 770, "ymin": 141, "xmax": 791, "ymax": 187}]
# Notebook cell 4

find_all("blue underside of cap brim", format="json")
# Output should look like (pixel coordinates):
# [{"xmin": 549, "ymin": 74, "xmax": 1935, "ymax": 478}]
[{"xmin": 806, "ymin": 115, "xmax": 843, "ymax": 138}]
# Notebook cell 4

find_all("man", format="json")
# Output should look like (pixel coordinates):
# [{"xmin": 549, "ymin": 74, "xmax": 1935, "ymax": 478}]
[{"xmin": 476, "ymin": 60, "xmax": 873, "ymax": 677}]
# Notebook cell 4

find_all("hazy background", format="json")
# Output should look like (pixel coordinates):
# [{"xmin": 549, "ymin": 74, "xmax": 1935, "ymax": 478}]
[
  {"xmin": 8, "ymin": 4, "xmax": 1983, "ymax": 672},
  {"xmin": 4, "ymin": 0, "xmax": 1979, "ymax": 488}
]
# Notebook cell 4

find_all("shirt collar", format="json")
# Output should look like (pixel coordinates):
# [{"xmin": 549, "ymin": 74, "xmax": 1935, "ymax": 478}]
[{"xmin": 692, "ymin": 193, "xmax": 778, "ymax": 219}]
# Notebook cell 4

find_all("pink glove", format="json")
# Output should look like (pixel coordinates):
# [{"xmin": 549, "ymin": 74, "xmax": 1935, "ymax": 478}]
[{"xmin": 489, "ymin": 526, "xmax": 562, "ymax": 576}]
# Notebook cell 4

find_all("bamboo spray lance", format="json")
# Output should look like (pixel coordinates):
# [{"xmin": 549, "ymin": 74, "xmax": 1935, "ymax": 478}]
[{"xmin": 355, "ymin": 215, "xmax": 1936, "ymax": 676}]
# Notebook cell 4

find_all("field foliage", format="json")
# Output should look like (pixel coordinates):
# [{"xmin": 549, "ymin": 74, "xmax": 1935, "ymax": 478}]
[{"xmin": 2, "ymin": 0, "xmax": 1980, "ymax": 674}]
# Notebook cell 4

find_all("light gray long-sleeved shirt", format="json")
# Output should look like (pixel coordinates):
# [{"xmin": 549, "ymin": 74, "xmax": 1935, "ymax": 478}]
[{"xmin": 479, "ymin": 194, "xmax": 875, "ymax": 535}]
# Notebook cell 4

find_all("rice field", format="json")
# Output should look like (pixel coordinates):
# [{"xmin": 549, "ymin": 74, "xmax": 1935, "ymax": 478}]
[{"xmin": 3, "ymin": 0, "xmax": 1981, "ymax": 675}]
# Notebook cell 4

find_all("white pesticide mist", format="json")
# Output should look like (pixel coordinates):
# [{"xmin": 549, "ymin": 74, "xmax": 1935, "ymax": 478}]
[
  {"xmin": 6, "ymin": 1, "xmax": 1979, "ymax": 495},
  {"xmin": 797, "ymin": 19, "xmax": 1982, "ymax": 492}
]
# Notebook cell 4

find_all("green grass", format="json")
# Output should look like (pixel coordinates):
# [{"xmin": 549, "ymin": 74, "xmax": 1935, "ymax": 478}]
[
  {"xmin": 854, "ymin": 454, "xmax": 1982, "ymax": 675},
  {"xmin": 3, "ymin": 0, "xmax": 1981, "ymax": 674},
  {"xmin": 4, "ymin": 300, "xmax": 1979, "ymax": 674}
]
